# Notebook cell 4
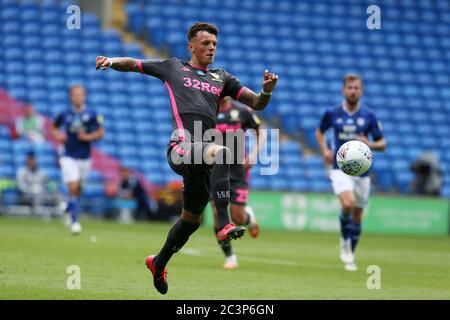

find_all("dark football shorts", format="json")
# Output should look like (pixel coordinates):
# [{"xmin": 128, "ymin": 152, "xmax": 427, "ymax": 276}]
[{"xmin": 167, "ymin": 141, "xmax": 214, "ymax": 215}]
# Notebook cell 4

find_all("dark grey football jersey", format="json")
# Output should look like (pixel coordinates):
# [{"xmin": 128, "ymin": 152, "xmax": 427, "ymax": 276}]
[{"xmin": 138, "ymin": 58, "xmax": 246, "ymax": 142}]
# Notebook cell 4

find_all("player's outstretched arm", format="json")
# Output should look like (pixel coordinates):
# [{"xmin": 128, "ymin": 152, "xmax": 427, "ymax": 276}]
[
  {"xmin": 96, "ymin": 56, "xmax": 141, "ymax": 72},
  {"xmin": 238, "ymin": 69, "xmax": 278, "ymax": 110}
]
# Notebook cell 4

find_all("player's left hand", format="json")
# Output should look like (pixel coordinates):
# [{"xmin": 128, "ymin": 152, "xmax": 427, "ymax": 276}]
[
  {"xmin": 96, "ymin": 56, "xmax": 112, "ymax": 70},
  {"xmin": 262, "ymin": 69, "xmax": 279, "ymax": 94}
]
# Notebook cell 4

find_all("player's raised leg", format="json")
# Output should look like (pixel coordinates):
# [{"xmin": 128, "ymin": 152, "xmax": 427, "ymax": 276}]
[{"xmin": 205, "ymin": 145, "xmax": 246, "ymax": 245}]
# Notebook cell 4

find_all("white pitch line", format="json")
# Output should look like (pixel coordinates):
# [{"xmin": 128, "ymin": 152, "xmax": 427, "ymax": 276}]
[
  {"xmin": 181, "ymin": 248, "xmax": 203, "ymax": 256},
  {"xmin": 238, "ymin": 256, "xmax": 299, "ymax": 267}
]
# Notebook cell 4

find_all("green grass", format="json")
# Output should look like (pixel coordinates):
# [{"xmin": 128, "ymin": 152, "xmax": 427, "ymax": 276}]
[{"xmin": 0, "ymin": 216, "xmax": 449, "ymax": 300}]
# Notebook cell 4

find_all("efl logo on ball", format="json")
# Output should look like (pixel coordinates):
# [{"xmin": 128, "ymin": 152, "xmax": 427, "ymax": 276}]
[{"xmin": 336, "ymin": 140, "xmax": 373, "ymax": 176}]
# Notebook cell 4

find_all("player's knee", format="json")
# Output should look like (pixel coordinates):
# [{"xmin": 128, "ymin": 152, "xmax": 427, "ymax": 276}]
[
  {"xmin": 68, "ymin": 182, "xmax": 80, "ymax": 196},
  {"xmin": 342, "ymin": 198, "xmax": 356, "ymax": 212}
]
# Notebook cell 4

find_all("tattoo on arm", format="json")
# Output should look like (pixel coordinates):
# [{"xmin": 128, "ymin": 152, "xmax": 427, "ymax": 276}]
[
  {"xmin": 239, "ymin": 89, "xmax": 271, "ymax": 110},
  {"xmin": 110, "ymin": 57, "xmax": 141, "ymax": 72}
]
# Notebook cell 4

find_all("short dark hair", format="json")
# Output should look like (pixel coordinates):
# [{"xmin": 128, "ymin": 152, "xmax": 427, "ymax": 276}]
[
  {"xmin": 343, "ymin": 73, "xmax": 363, "ymax": 87},
  {"xmin": 187, "ymin": 22, "xmax": 218, "ymax": 41}
]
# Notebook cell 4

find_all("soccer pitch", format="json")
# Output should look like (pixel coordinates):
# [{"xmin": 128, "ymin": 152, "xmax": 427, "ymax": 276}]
[{"xmin": 0, "ymin": 216, "xmax": 449, "ymax": 300}]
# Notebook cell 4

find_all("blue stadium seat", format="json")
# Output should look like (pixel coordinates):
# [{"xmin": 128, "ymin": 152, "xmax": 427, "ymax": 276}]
[
  {"xmin": 1, "ymin": 0, "xmax": 450, "ymax": 195},
  {"xmin": 1, "ymin": 7, "xmax": 20, "ymax": 20},
  {"xmin": 0, "ymin": 165, "xmax": 15, "ymax": 178}
]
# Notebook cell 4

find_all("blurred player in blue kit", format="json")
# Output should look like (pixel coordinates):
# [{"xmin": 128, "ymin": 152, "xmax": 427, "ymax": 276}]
[
  {"xmin": 315, "ymin": 74, "xmax": 386, "ymax": 271},
  {"xmin": 51, "ymin": 85, "xmax": 105, "ymax": 235}
]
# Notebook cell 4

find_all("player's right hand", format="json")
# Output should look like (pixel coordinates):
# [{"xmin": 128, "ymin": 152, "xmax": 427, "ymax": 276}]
[{"xmin": 96, "ymin": 56, "xmax": 112, "ymax": 70}]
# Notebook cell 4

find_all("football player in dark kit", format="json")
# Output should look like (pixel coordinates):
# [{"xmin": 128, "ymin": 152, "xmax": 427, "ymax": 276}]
[{"xmin": 96, "ymin": 22, "xmax": 278, "ymax": 294}]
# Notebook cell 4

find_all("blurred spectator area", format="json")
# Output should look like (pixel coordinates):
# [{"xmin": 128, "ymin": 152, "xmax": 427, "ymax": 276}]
[{"xmin": 1, "ymin": 0, "xmax": 450, "ymax": 198}]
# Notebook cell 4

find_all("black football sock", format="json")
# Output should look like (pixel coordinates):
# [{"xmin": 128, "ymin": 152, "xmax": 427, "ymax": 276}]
[
  {"xmin": 214, "ymin": 227, "xmax": 233, "ymax": 257},
  {"xmin": 211, "ymin": 148, "xmax": 231, "ymax": 230},
  {"xmin": 339, "ymin": 211, "xmax": 352, "ymax": 240},
  {"xmin": 154, "ymin": 219, "xmax": 200, "ymax": 274}
]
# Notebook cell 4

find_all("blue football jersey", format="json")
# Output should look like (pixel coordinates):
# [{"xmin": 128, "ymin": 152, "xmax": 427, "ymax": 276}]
[
  {"xmin": 318, "ymin": 103, "xmax": 383, "ymax": 176},
  {"xmin": 54, "ymin": 107, "xmax": 103, "ymax": 159}
]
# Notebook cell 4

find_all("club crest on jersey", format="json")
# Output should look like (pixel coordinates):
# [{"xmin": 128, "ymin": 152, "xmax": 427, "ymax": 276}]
[
  {"xmin": 357, "ymin": 118, "xmax": 365, "ymax": 126},
  {"xmin": 210, "ymin": 72, "xmax": 223, "ymax": 82}
]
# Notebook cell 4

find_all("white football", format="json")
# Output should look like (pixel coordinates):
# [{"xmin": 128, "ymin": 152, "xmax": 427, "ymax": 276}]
[{"xmin": 336, "ymin": 140, "xmax": 373, "ymax": 176}]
